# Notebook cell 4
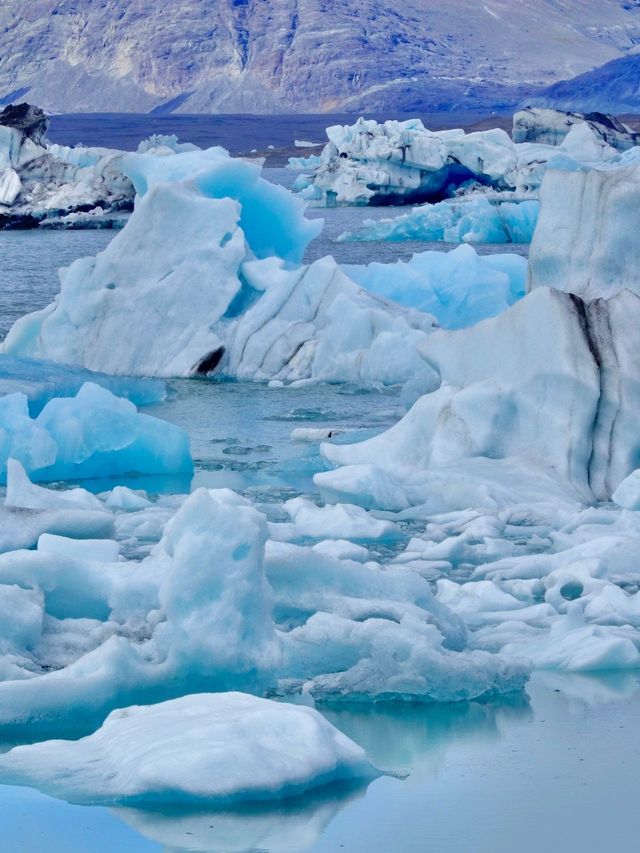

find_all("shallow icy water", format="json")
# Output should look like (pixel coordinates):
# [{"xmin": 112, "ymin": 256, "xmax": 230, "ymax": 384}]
[
  {"xmin": 0, "ymin": 673, "xmax": 638, "ymax": 853},
  {"xmin": 0, "ymin": 191, "xmax": 635, "ymax": 853}
]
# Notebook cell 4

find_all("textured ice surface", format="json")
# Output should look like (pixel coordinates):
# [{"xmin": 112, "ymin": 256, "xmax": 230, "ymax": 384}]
[
  {"xmin": 306, "ymin": 117, "xmax": 626, "ymax": 207},
  {"xmin": 0, "ymin": 382, "xmax": 192, "ymax": 483},
  {"xmin": 3, "ymin": 147, "xmax": 447, "ymax": 384},
  {"xmin": 0, "ymin": 473, "xmax": 533, "ymax": 730},
  {"xmin": 0, "ymin": 693, "xmax": 376, "ymax": 805},
  {"xmin": 529, "ymin": 156, "xmax": 640, "ymax": 300},
  {"xmin": 338, "ymin": 197, "xmax": 539, "ymax": 245},
  {"xmin": 343, "ymin": 244, "xmax": 527, "ymax": 329}
]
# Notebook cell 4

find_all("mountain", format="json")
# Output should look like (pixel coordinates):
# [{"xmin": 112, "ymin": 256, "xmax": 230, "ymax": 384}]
[
  {"xmin": 531, "ymin": 52, "xmax": 640, "ymax": 114},
  {"xmin": 1, "ymin": 1, "xmax": 640, "ymax": 114}
]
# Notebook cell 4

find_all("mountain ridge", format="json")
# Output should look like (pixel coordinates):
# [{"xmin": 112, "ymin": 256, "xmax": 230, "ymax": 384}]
[{"xmin": 1, "ymin": 1, "xmax": 640, "ymax": 114}]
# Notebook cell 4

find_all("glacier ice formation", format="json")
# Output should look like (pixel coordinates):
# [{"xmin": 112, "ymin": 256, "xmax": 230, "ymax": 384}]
[{"xmin": 1, "ymin": 145, "xmax": 455, "ymax": 383}]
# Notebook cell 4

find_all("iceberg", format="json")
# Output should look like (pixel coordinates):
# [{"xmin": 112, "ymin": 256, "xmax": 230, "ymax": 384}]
[
  {"xmin": 0, "ymin": 104, "xmax": 134, "ymax": 230},
  {"xmin": 0, "ymin": 382, "xmax": 192, "ymax": 483},
  {"xmin": 0, "ymin": 693, "xmax": 376, "ymax": 805},
  {"xmin": 304, "ymin": 115, "xmax": 628, "ymax": 207},
  {"xmin": 338, "ymin": 197, "xmax": 539, "ymax": 245},
  {"xmin": 321, "ymin": 286, "xmax": 640, "ymax": 502},
  {"xmin": 512, "ymin": 107, "xmax": 640, "ymax": 150},
  {"xmin": 2, "ymin": 147, "xmax": 443, "ymax": 385},
  {"xmin": 343, "ymin": 244, "xmax": 527, "ymax": 329}
]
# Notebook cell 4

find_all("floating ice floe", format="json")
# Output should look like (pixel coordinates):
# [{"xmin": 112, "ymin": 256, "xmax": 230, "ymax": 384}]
[
  {"xmin": 0, "ymin": 382, "xmax": 192, "ymax": 483},
  {"xmin": 0, "ymin": 693, "xmax": 377, "ymax": 805},
  {"xmin": 337, "ymin": 196, "xmax": 539, "ymax": 245},
  {"xmin": 0, "ymin": 104, "xmax": 208, "ymax": 230},
  {"xmin": 512, "ymin": 107, "xmax": 640, "ymax": 149},
  {"xmin": 303, "ymin": 115, "xmax": 629, "ymax": 207},
  {"xmin": 0, "ymin": 104, "xmax": 134, "ymax": 229}
]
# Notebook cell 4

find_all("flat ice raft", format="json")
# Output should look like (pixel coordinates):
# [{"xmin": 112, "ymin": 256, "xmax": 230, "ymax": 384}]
[{"xmin": 0, "ymin": 693, "xmax": 377, "ymax": 805}]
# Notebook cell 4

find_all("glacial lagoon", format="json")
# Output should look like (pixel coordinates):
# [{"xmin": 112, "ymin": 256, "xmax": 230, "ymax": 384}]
[{"xmin": 0, "ymin": 161, "xmax": 636, "ymax": 852}]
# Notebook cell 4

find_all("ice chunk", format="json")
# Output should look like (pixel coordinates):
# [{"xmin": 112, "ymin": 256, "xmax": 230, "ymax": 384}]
[
  {"xmin": 343, "ymin": 244, "xmax": 527, "ymax": 329},
  {"xmin": 0, "ymin": 383, "xmax": 192, "ymax": 483},
  {"xmin": 37, "ymin": 533, "xmax": 119, "ymax": 563},
  {"xmin": 0, "ymin": 693, "xmax": 376, "ymax": 805},
  {"xmin": 0, "ymin": 505, "xmax": 115, "ymax": 553},
  {"xmin": 5, "ymin": 458, "xmax": 106, "ymax": 512},
  {"xmin": 278, "ymin": 497, "xmax": 399, "ymax": 541},
  {"xmin": 338, "ymin": 198, "xmax": 539, "ymax": 245},
  {"xmin": 612, "ymin": 470, "xmax": 640, "ymax": 510},
  {"xmin": 102, "ymin": 485, "xmax": 152, "ymax": 512}
]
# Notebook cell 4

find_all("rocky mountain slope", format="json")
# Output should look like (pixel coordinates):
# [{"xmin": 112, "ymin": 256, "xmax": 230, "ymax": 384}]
[
  {"xmin": 1, "ymin": 1, "xmax": 640, "ymax": 114},
  {"xmin": 532, "ymin": 52, "xmax": 640, "ymax": 114}
]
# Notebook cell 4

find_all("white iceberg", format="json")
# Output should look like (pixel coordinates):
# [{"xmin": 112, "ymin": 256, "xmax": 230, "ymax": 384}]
[
  {"xmin": 304, "ymin": 116, "xmax": 627, "ymax": 207},
  {"xmin": 3, "ymin": 147, "xmax": 443, "ymax": 384},
  {"xmin": 0, "ymin": 693, "xmax": 377, "ymax": 805},
  {"xmin": 0, "ymin": 104, "xmax": 134, "ymax": 229},
  {"xmin": 512, "ymin": 107, "xmax": 639, "ymax": 150},
  {"xmin": 321, "ymin": 285, "xmax": 640, "ymax": 502}
]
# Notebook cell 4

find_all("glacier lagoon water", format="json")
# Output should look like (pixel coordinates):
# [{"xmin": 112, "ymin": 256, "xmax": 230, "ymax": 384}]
[{"xmin": 0, "ymin": 173, "xmax": 635, "ymax": 853}]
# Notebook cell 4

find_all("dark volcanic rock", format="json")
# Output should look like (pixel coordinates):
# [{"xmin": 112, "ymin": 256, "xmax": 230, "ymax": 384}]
[{"xmin": 0, "ymin": 103, "xmax": 48, "ymax": 145}]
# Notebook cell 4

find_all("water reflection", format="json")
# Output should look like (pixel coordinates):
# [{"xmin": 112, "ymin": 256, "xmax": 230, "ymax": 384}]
[
  {"xmin": 0, "ymin": 674, "xmax": 639, "ymax": 853},
  {"xmin": 115, "ymin": 781, "xmax": 367, "ymax": 853},
  {"xmin": 322, "ymin": 693, "xmax": 532, "ymax": 778}
]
